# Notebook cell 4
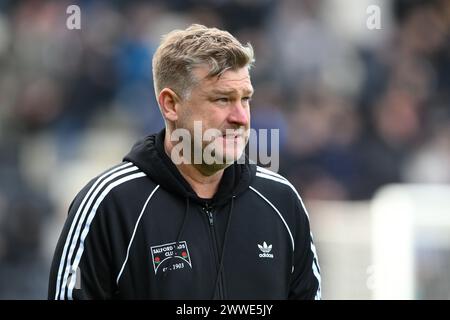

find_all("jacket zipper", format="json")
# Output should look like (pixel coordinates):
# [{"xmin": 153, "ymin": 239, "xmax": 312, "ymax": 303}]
[{"xmin": 203, "ymin": 204, "xmax": 224, "ymax": 299}]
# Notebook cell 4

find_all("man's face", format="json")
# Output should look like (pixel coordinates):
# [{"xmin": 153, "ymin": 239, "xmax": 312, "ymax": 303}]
[{"xmin": 176, "ymin": 66, "xmax": 253, "ymax": 168}]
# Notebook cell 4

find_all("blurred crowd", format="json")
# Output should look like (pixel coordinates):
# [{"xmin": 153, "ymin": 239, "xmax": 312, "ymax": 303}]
[{"xmin": 0, "ymin": 0, "xmax": 448, "ymax": 298}]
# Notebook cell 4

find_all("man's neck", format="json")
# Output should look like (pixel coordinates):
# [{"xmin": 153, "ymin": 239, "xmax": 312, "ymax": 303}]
[{"xmin": 164, "ymin": 134, "xmax": 224, "ymax": 199}]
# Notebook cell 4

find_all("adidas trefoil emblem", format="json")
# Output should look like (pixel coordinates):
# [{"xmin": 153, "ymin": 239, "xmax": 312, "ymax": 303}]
[{"xmin": 258, "ymin": 241, "xmax": 274, "ymax": 258}]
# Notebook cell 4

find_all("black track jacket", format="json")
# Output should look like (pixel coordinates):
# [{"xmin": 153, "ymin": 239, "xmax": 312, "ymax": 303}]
[{"xmin": 48, "ymin": 129, "xmax": 321, "ymax": 300}]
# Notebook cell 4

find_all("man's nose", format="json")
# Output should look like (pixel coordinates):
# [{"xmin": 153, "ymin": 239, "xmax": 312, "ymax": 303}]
[{"xmin": 228, "ymin": 101, "xmax": 249, "ymax": 126}]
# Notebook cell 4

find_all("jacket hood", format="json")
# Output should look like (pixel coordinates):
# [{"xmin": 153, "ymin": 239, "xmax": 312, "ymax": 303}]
[{"xmin": 123, "ymin": 129, "xmax": 256, "ymax": 206}]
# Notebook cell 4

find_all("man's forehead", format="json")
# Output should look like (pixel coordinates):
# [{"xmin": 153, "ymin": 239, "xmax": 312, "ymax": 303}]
[
  {"xmin": 210, "ymin": 86, "xmax": 254, "ymax": 95},
  {"xmin": 193, "ymin": 66, "xmax": 253, "ymax": 93}
]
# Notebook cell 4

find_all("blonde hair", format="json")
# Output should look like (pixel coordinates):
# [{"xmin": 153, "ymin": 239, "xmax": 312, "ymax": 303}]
[{"xmin": 152, "ymin": 24, "xmax": 254, "ymax": 100}]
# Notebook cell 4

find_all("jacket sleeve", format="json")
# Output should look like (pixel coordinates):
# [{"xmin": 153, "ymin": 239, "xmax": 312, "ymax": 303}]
[
  {"xmin": 288, "ymin": 194, "xmax": 321, "ymax": 300},
  {"xmin": 48, "ymin": 183, "xmax": 115, "ymax": 300}
]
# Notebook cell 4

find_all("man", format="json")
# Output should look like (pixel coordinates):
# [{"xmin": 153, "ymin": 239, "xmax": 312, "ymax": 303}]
[{"xmin": 48, "ymin": 24, "xmax": 321, "ymax": 300}]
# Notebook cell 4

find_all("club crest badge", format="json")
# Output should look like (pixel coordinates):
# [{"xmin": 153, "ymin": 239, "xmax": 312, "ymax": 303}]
[{"xmin": 150, "ymin": 241, "xmax": 192, "ymax": 274}]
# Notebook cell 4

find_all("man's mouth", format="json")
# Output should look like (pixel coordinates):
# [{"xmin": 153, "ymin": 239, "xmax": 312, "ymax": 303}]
[
  {"xmin": 221, "ymin": 129, "xmax": 245, "ymax": 139},
  {"xmin": 222, "ymin": 133, "xmax": 240, "ymax": 138}
]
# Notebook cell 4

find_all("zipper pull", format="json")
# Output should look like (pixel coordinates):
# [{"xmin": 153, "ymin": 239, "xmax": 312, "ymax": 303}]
[
  {"xmin": 208, "ymin": 211, "xmax": 214, "ymax": 226},
  {"xmin": 203, "ymin": 203, "xmax": 214, "ymax": 226}
]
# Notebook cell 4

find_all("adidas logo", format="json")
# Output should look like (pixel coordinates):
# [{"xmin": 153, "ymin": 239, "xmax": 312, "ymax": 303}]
[{"xmin": 258, "ymin": 241, "xmax": 274, "ymax": 258}]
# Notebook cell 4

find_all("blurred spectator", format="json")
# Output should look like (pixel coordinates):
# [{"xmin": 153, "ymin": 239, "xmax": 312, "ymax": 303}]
[{"xmin": 0, "ymin": 138, "xmax": 52, "ymax": 299}]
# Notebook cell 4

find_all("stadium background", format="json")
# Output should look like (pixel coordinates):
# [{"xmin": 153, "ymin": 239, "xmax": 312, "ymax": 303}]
[{"xmin": 0, "ymin": 0, "xmax": 449, "ymax": 299}]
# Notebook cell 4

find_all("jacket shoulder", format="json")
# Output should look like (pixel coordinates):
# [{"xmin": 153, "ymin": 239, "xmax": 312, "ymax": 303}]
[
  {"xmin": 249, "ymin": 166, "xmax": 311, "ymax": 226},
  {"xmin": 250, "ymin": 166, "xmax": 301, "ymax": 202},
  {"xmin": 70, "ymin": 161, "xmax": 154, "ymax": 213}
]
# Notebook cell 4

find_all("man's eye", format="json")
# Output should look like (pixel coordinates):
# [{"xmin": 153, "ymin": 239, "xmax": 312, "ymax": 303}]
[
  {"xmin": 242, "ymin": 97, "xmax": 252, "ymax": 102},
  {"xmin": 215, "ymin": 98, "xmax": 229, "ymax": 103}
]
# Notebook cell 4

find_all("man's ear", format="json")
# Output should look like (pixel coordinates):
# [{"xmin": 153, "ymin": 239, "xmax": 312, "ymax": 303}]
[{"xmin": 158, "ymin": 88, "xmax": 181, "ymax": 122}]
